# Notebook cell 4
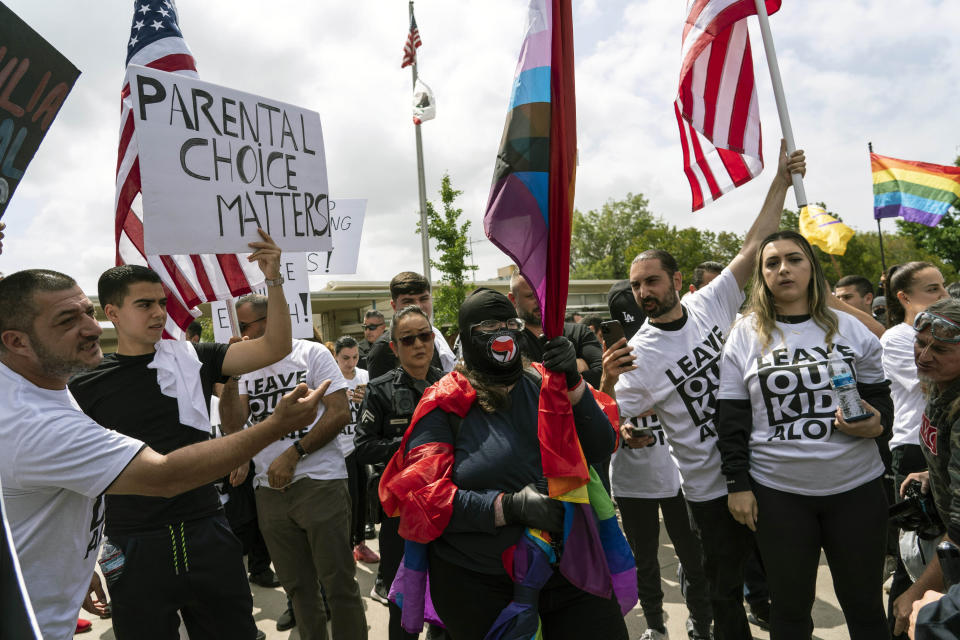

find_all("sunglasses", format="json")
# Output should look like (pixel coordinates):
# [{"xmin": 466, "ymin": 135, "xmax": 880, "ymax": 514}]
[
  {"xmin": 238, "ymin": 316, "xmax": 267, "ymax": 332},
  {"xmin": 362, "ymin": 323, "xmax": 384, "ymax": 331},
  {"xmin": 470, "ymin": 318, "xmax": 525, "ymax": 333},
  {"xmin": 914, "ymin": 310, "xmax": 960, "ymax": 343},
  {"xmin": 396, "ymin": 330, "xmax": 434, "ymax": 347}
]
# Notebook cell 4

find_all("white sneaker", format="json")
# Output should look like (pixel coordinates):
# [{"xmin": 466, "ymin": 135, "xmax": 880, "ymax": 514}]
[{"xmin": 639, "ymin": 629, "xmax": 668, "ymax": 640}]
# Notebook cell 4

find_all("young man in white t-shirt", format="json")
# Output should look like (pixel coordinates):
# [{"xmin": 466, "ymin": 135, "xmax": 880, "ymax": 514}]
[
  {"xmin": 603, "ymin": 142, "xmax": 805, "ymax": 640},
  {"xmin": 220, "ymin": 295, "xmax": 367, "ymax": 640},
  {"xmin": 334, "ymin": 335, "xmax": 378, "ymax": 564},
  {"xmin": 0, "ymin": 269, "xmax": 326, "ymax": 640}
]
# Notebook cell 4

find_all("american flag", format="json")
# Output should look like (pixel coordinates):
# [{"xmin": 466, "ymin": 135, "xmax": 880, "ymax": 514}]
[
  {"xmin": 400, "ymin": 13, "xmax": 422, "ymax": 69},
  {"xmin": 674, "ymin": 0, "xmax": 782, "ymax": 211},
  {"xmin": 116, "ymin": 1, "xmax": 259, "ymax": 338}
]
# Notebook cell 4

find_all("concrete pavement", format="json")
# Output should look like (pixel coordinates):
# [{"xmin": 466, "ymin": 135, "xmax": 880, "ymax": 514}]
[{"xmin": 77, "ymin": 522, "xmax": 855, "ymax": 639}]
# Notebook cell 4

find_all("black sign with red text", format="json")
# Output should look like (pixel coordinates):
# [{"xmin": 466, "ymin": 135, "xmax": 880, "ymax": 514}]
[{"xmin": 0, "ymin": 1, "xmax": 80, "ymax": 218}]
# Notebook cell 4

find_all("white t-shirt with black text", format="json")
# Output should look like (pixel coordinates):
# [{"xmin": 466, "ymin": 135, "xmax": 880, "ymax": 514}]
[
  {"xmin": 882, "ymin": 322, "xmax": 925, "ymax": 450},
  {"xmin": 610, "ymin": 413, "xmax": 683, "ymax": 499},
  {"xmin": 718, "ymin": 311, "xmax": 885, "ymax": 496},
  {"xmin": 615, "ymin": 267, "xmax": 744, "ymax": 502},
  {"xmin": 0, "ymin": 361, "xmax": 144, "ymax": 640},
  {"xmin": 240, "ymin": 339, "xmax": 349, "ymax": 488},
  {"xmin": 337, "ymin": 368, "xmax": 369, "ymax": 457}
]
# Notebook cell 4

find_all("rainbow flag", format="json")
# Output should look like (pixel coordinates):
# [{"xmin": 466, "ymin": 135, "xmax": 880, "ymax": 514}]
[
  {"xmin": 872, "ymin": 153, "xmax": 960, "ymax": 227},
  {"xmin": 483, "ymin": 0, "xmax": 584, "ymax": 497}
]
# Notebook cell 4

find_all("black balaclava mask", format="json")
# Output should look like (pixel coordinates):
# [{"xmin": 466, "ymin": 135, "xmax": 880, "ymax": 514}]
[{"xmin": 459, "ymin": 288, "xmax": 523, "ymax": 384}]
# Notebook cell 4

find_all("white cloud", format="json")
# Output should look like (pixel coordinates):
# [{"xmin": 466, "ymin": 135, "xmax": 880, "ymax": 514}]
[{"xmin": 2, "ymin": 0, "xmax": 958, "ymax": 293}]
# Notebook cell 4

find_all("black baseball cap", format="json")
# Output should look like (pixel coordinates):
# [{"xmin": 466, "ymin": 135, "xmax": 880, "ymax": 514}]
[{"xmin": 607, "ymin": 280, "xmax": 646, "ymax": 341}]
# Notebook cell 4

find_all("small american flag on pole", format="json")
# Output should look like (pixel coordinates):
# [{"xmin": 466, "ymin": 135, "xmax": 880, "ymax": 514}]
[
  {"xmin": 116, "ymin": 1, "xmax": 259, "ymax": 338},
  {"xmin": 674, "ymin": 0, "xmax": 782, "ymax": 211},
  {"xmin": 400, "ymin": 13, "xmax": 422, "ymax": 69}
]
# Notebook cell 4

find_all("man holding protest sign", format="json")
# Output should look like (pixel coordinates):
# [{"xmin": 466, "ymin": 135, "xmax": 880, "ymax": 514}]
[
  {"xmin": 68, "ymin": 230, "xmax": 300, "ymax": 640},
  {"xmin": 0, "ymin": 265, "xmax": 327, "ymax": 640}
]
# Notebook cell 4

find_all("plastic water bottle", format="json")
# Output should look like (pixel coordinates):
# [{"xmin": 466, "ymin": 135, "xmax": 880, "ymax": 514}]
[
  {"xmin": 827, "ymin": 351, "xmax": 872, "ymax": 422},
  {"xmin": 98, "ymin": 540, "xmax": 125, "ymax": 587}
]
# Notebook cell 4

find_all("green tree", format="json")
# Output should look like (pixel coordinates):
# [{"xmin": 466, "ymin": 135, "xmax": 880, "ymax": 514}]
[
  {"xmin": 572, "ymin": 192, "xmax": 744, "ymax": 287},
  {"xmin": 571, "ymin": 193, "xmax": 657, "ymax": 280},
  {"xmin": 781, "ymin": 205, "xmax": 958, "ymax": 285},
  {"xmin": 624, "ymin": 223, "xmax": 743, "ymax": 290},
  {"xmin": 417, "ymin": 173, "xmax": 477, "ymax": 332}
]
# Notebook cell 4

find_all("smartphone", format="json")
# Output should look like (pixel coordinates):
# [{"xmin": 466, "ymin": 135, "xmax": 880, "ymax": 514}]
[
  {"xmin": 601, "ymin": 319, "xmax": 625, "ymax": 346},
  {"xmin": 630, "ymin": 425, "xmax": 654, "ymax": 438}
]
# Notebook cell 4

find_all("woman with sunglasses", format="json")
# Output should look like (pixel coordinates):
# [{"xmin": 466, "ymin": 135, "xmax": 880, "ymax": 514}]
[
  {"xmin": 379, "ymin": 288, "xmax": 627, "ymax": 639},
  {"xmin": 881, "ymin": 261, "xmax": 948, "ymax": 634},
  {"xmin": 355, "ymin": 305, "xmax": 444, "ymax": 640},
  {"xmin": 892, "ymin": 299, "xmax": 960, "ymax": 634},
  {"xmin": 717, "ymin": 230, "xmax": 893, "ymax": 640}
]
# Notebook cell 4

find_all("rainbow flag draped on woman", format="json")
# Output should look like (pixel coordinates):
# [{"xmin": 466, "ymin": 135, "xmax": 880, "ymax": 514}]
[
  {"xmin": 378, "ymin": 1, "xmax": 637, "ymax": 637},
  {"xmin": 872, "ymin": 152, "xmax": 960, "ymax": 227}
]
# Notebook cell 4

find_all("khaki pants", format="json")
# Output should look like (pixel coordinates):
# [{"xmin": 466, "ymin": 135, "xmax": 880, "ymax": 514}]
[{"xmin": 255, "ymin": 478, "xmax": 367, "ymax": 640}]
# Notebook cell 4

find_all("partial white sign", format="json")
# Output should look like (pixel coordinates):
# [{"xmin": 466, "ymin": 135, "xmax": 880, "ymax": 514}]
[
  {"xmin": 305, "ymin": 199, "xmax": 366, "ymax": 275},
  {"xmin": 211, "ymin": 254, "xmax": 313, "ymax": 342},
  {"xmin": 127, "ymin": 65, "xmax": 332, "ymax": 255}
]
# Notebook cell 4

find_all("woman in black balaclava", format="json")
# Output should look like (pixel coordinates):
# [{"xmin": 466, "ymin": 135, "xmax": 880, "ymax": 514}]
[{"xmin": 388, "ymin": 288, "xmax": 627, "ymax": 639}]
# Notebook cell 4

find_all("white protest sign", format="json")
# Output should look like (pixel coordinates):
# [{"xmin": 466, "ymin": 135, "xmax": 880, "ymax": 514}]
[
  {"xmin": 211, "ymin": 254, "xmax": 313, "ymax": 342},
  {"xmin": 127, "ymin": 65, "xmax": 333, "ymax": 255},
  {"xmin": 305, "ymin": 199, "xmax": 366, "ymax": 275}
]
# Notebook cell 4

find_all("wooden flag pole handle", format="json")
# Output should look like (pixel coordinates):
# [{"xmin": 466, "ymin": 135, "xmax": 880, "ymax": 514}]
[
  {"xmin": 753, "ymin": 0, "xmax": 807, "ymax": 208},
  {"xmin": 226, "ymin": 297, "xmax": 241, "ymax": 338}
]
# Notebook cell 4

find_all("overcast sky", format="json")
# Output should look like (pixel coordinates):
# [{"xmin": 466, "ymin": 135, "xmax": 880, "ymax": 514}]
[{"xmin": 2, "ymin": 0, "xmax": 959, "ymax": 295}]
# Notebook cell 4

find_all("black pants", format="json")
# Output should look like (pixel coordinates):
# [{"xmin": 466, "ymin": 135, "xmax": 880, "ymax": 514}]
[
  {"xmin": 107, "ymin": 513, "xmax": 258, "ymax": 640},
  {"xmin": 379, "ymin": 515, "xmax": 417, "ymax": 640},
  {"xmin": 231, "ymin": 518, "xmax": 272, "ymax": 575},
  {"xmin": 889, "ymin": 444, "xmax": 929, "ymax": 639},
  {"xmin": 345, "ymin": 451, "xmax": 368, "ymax": 546},
  {"xmin": 687, "ymin": 496, "xmax": 756, "ymax": 640},
  {"xmin": 752, "ymin": 477, "xmax": 890, "ymax": 640},
  {"xmin": 428, "ymin": 546, "xmax": 628, "ymax": 640},
  {"xmin": 616, "ymin": 492, "xmax": 712, "ymax": 632}
]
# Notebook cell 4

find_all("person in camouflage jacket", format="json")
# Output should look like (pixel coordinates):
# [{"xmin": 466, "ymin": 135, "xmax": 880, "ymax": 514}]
[{"xmin": 893, "ymin": 298, "xmax": 960, "ymax": 635}]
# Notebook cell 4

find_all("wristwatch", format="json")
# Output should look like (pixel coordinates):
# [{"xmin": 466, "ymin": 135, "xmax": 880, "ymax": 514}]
[
  {"xmin": 293, "ymin": 439, "xmax": 308, "ymax": 459},
  {"xmin": 264, "ymin": 275, "xmax": 284, "ymax": 287}
]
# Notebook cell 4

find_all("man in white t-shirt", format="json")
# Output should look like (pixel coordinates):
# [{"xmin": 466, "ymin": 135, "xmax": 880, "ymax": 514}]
[
  {"xmin": 0, "ymin": 270, "xmax": 326, "ymax": 640},
  {"xmin": 603, "ymin": 142, "xmax": 805, "ymax": 640},
  {"xmin": 220, "ymin": 295, "xmax": 367, "ymax": 640}
]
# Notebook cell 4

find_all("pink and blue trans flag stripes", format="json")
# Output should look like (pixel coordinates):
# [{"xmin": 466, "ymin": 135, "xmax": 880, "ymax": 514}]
[{"xmin": 484, "ymin": 0, "xmax": 553, "ymax": 311}]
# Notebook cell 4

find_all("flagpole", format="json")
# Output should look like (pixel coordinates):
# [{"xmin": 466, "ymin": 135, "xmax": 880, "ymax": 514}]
[
  {"xmin": 409, "ymin": 0, "xmax": 431, "ymax": 284},
  {"xmin": 753, "ymin": 0, "xmax": 806, "ymax": 208},
  {"xmin": 869, "ymin": 141, "xmax": 888, "ymax": 281}
]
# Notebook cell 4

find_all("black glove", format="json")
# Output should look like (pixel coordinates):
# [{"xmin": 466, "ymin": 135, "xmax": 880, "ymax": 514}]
[
  {"xmin": 501, "ymin": 483, "xmax": 565, "ymax": 531},
  {"xmin": 540, "ymin": 335, "xmax": 581, "ymax": 389}
]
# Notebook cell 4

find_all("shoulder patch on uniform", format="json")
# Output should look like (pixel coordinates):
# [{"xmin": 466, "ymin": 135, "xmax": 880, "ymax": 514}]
[{"xmin": 361, "ymin": 409, "xmax": 375, "ymax": 424}]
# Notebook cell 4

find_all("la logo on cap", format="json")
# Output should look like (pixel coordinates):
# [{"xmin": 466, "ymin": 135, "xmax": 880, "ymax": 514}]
[{"xmin": 489, "ymin": 334, "xmax": 517, "ymax": 363}]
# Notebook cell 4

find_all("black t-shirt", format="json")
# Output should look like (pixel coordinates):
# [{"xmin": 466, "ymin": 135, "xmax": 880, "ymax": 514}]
[{"xmin": 69, "ymin": 342, "xmax": 229, "ymax": 535}]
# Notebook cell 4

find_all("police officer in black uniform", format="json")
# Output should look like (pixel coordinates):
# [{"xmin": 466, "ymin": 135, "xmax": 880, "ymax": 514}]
[{"xmin": 355, "ymin": 305, "xmax": 443, "ymax": 640}]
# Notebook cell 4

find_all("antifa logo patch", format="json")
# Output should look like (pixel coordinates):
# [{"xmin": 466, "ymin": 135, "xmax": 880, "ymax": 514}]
[{"xmin": 489, "ymin": 334, "xmax": 518, "ymax": 363}]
